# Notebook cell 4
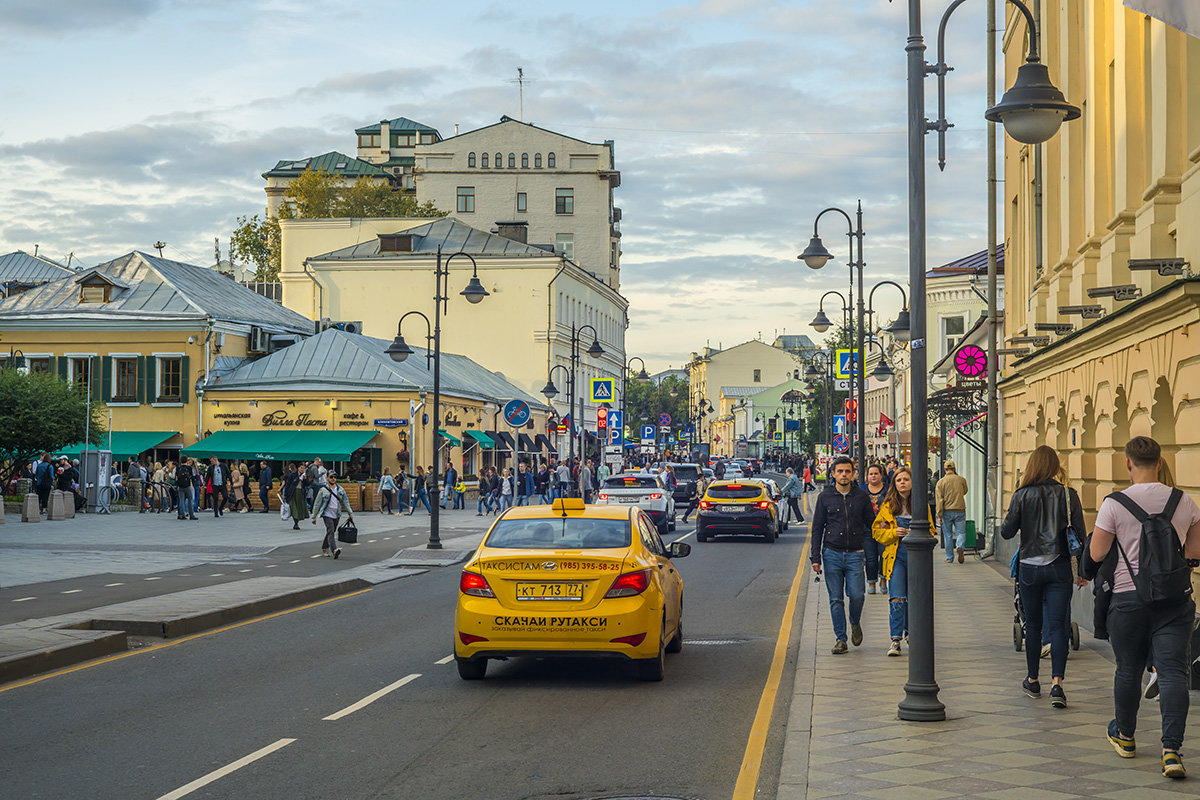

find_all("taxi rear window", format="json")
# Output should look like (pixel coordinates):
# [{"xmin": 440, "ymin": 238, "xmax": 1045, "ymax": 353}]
[
  {"xmin": 708, "ymin": 484, "xmax": 762, "ymax": 499},
  {"xmin": 604, "ymin": 476, "xmax": 659, "ymax": 489},
  {"xmin": 485, "ymin": 518, "xmax": 631, "ymax": 549}
]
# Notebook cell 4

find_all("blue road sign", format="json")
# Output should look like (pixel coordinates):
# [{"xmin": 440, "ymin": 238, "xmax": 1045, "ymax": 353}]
[
  {"xmin": 833, "ymin": 415, "xmax": 848, "ymax": 435},
  {"xmin": 589, "ymin": 378, "xmax": 615, "ymax": 403},
  {"xmin": 609, "ymin": 409, "xmax": 623, "ymax": 432},
  {"xmin": 659, "ymin": 412, "xmax": 672, "ymax": 426},
  {"xmin": 685, "ymin": 422, "xmax": 694, "ymax": 434},
  {"xmin": 641, "ymin": 424, "xmax": 656, "ymax": 442},
  {"xmin": 503, "ymin": 399, "xmax": 530, "ymax": 427},
  {"xmin": 608, "ymin": 426, "xmax": 621, "ymax": 445},
  {"xmin": 833, "ymin": 433, "xmax": 849, "ymax": 452},
  {"xmin": 836, "ymin": 349, "xmax": 861, "ymax": 380}
]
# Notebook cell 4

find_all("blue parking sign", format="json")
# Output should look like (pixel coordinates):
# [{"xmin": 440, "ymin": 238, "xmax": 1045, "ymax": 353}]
[{"xmin": 641, "ymin": 425, "xmax": 655, "ymax": 442}]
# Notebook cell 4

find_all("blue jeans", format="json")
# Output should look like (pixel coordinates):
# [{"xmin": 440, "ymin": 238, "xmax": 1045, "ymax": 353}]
[
  {"xmin": 178, "ymin": 486, "xmax": 194, "ymax": 518},
  {"xmin": 500, "ymin": 494, "xmax": 513, "ymax": 511},
  {"xmin": 822, "ymin": 548, "xmax": 866, "ymax": 643},
  {"xmin": 414, "ymin": 487, "xmax": 431, "ymax": 512},
  {"xmin": 477, "ymin": 493, "xmax": 491, "ymax": 513},
  {"xmin": 942, "ymin": 510, "xmax": 966, "ymax": 560},
  {"xmin": 1018, "ymin": 557, "xmax": 1072, "ymax": 681},
  {"xmin": 863, "ymin": 535, "xmax": 883, "ymax": 583},
  {"xmin": 888, "ymin": 542, "xmax": 909, "ymax": 640},
  {"xmin": 516, "ymin": 494, "xmax": 529, "ymax": 506}
]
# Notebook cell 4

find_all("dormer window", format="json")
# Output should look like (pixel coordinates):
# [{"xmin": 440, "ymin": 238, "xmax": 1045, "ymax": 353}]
[{"xmin": 80, "ymin": 284, "xmax": 111, "ymax": 303}]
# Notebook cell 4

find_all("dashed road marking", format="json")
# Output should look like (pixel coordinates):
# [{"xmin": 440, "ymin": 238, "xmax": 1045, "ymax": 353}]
[
  {"xmin": 323, "ymin": 674, "xmax": 421, "ymax": 721},
  {"xmin": 290, "ymin": 559, "xmax": 301, "ymax": 564},
  {"xmin": 12, "ymin": 597, "xmax": 36, "ymax": 602},
  {"xmin": 310, "ymin": 554, "xmax": 323, "ymax": 559},
  {"xmin": 435, "ymin": 655, "xmax": 454, "ymax": 665},
  {"xmin": 266, "ymin": 564, "xmax": 277, "ymax": 568},
  {"xmin": 210, "ymin": 573, "xmax": 224, "ymax": 577},
  {"xmin": 61, "ymin": 589, "xmax": 83, "ymax": 594},
  {"xmin": 368, "ymin": 539, "xmax": 377, "ymax": 543},
  {"xmin": 155, "ymin": 738, "xmax": 297, "ymax": 800},
  {"xmin": 144, "ymin": 577, "xmax": 163, "ymax": 581},
  {"xmin": 105, "ymin": 583, "xmax": 125, "ymax": 587},
  {"xmin": 238, "ymin": 569, "xmax": 253, "ymax": 573}
]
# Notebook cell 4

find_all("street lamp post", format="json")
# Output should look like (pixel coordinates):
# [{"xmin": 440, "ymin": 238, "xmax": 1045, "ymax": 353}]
[
  {"xmin": 385, "ymin": 246, "xmax": 490, "ymax": 549},
  {"xmin": 622, "ymin": 356, "xmax": 651, "ymax": 457},
  {"xmin": 540, "ymin": 324, "xmax": 604, "ymax": 485},
  {"xmin": 899, "ymin": 0, "xmax": 1079, "ymax": 722},
  {"xmin": 803, "ymin": 353, "xmax": 836, "ymax": 458},
  {"xmin": 809, "ymin": 289, "xmax": 852, "ymax": 451}
]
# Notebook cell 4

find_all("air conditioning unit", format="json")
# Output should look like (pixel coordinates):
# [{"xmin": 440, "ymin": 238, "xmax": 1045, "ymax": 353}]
[
  {"xmin": 334, "ymin": 321, "xmax": 364, "ymax": 335},
  {"xmin": 248, "ymin": 326, "xmax": 271, "ymax": 353}
]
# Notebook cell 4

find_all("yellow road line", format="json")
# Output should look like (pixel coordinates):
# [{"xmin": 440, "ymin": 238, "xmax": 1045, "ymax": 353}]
[
  {"xmin": 732, "ymin": 535, "xmax": 811, "ymax": 800},
  {"xmin": 0, "ymin": 588, "xmax": 374, "ymax": 695}
]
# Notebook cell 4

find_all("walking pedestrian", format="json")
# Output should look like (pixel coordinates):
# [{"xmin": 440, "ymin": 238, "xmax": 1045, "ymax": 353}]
[
  {"xmin": 1088, "ymin": 436, "xmax": 1200, "ymax": 779},
  {"xmin": 486, "ymin": 467, "xmax": 502, "ymax": 514},
  {"xmin": 425, "ymin": 465, "xmax": 437, "ymax": 511},
  {"xmin": 781, "ymin": 467, "xmax": 805, "ymax": 525},
  {"xmin": 311, "ymin": 471, "xmax": 353, "ymax": 559},
  {"xmin": 190, "ymin": 458, "xmax": 204, "ymax": 517},
  {"xmin": 284, "ymin": 463, "xmax": 308, "ymax": 530},
  {"xmin": 1000, "ymin": 444, "xmax": 1085, "ymax": 709},
  {"xmin": 258, "ymin": 461, "xmax": 272, "ymax": 513},
  {"xmin": 555, "ymin": 460, "xmax": 572, "ymax": 499},
  {"xmin": 395, "ymin": 465, "xmax": 412, "ymax": 513},
  {"xmin": 863, "ymin": 464, "xmax": 888, "ymax": 594},
  {"xmin": 34, "ymin": 452, "xmax": 53, "ymax": 513},
  {"xmin": 409, "ymin": 466, "xmax": 432, "ymax": 514},
  {"xmin": 936, "ymin": 460, "xmax": 969, "ymax": 563},
  {"xmin": 680, "ymin": 472, "xmax": 707, "ymax": 524},
  {"xmin": 580, "ymin": 459, "xmax": 596, "ymax": 503},
  {"xmin": 802, "ymin": 462, "xmax": 816, "ymax": 493},
  {"xmin": 515, "ymin": 462, "xmax": 534, "ymax": 506},
  {"xmin": 175, "ymin": 458, "xmax": 196, "ymax": 519},
  {"xmin": 499, "ymin": 467, "xmax": 514, "ymax": 511},
  {"xmin": 230, "ymin": 463, "xmax": 246, "ymax": 512},
  {"xmin": 476, "ymin": 467, "xmax": 492, "ymax": 515},
  {"xmin": 872, "ymin": 467, "xmax": 935, "ymax": 657},
  {"xmin": 379, "ymin": 467, "xmax": 398, "ymax": 514},
  {"xmin": 810, "ymin": 456, "xmax": 875, "ymax": 654},
  {"xmin": 442, "ymin": 460, "xmax": 458, "ymax": 510},
  {"xmin": 207, "ymin": 456, "xmax": 228, "ymax": 517}
]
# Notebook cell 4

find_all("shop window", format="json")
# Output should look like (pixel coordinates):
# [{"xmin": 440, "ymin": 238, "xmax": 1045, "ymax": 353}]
[
  {"xmin": 516, "ymin": 192, "xmax": 527, "ymax": 212},
  {"xmin": 555, "ymin": 188, "xmax": 574, "ymax": 214},
  {"xmin": 114, "ymin": 357, "xmax": 138, "ymax": 402},
  {"xmin": 468, "ymin": 152, "xmax": 476, "ymax": 167},
  {"xmin": 157, "ymin": 357, "xmax": 182, "ymax": 403},
  {"xmin": 457, "ymin": 186, "xmax": 475, "ymax": 213}
]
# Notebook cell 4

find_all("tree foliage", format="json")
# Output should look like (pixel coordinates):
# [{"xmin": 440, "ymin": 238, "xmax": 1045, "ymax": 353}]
[
  {"xmin": 230, "ymin": 169, "xmax": 447, "ymax": 281},
  {"xmin": 0, "ymin": 369, "xmax": 105, "ymax": 483},
  {"xmin": 799, "ymin": 324, "xmax": 853, "ymax": 453},
  {"xmin": 621, "ymin": 373, "xmax": 689, "ymax": 442}
]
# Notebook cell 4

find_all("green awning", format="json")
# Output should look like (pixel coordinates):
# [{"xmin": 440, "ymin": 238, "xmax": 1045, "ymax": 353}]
[
  {"xmin": 463, "ymin": 430, "xmax": 495, "ymax": 448},
  {"xmin": 57, "ymin": 431, "xmax": 179, "ymax": 460},
  {"xmin": 438, "ymin": 429, "xmax": 461, "ymax": 446},
  {"xmin": 182, "ymin": 430, "xmax": 377, "ymax": 461}
]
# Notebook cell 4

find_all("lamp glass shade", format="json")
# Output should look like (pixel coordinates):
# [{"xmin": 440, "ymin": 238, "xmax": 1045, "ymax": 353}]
[
  {"xmin": 799, "ymin": 235, "xmax": 833, "ymax": 270},
  {"xmin": 460, "ymin": 276, "xmax": 490, "ymax": 304},
  {"xmin": 635, "ymin": 368, "xmax": 651, "ymax": 382},
  {"xmin": 541, "ymin": 380, "xmax": 559, "ymax": 399},
  {"xmin": 587, "ymin": 339, "xmax": 605, "ymax": 357},
  {"xmin": 385, "ymin": 334, "xmax": 414, "ymax": 363},
  {"xmin": 871, "ymin": 359, "xmax": 895, "ymax": 381},
  {"xmin": 804, "ymin": 364, "xmax": 820, "ymax": 380},
  {"xmin": 984, "ymin": 61, "xmax": 1080, "ymax": 145},
  {"xmin": 887, "ymin": 308, "xmax": 912, "ymax": 342},
  {"xmin": 810, "ymin": 309, "xmax": 833, "ymax": 333}
]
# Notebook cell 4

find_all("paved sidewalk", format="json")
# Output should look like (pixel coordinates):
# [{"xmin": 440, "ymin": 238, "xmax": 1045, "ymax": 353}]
[{"xmin": 780, "ymin": 554, "xmax": 1200, "ymax": 799}]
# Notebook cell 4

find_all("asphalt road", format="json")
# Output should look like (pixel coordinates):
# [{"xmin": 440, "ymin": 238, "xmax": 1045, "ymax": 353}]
[{"xmin": 2, "ymin": 513, "xmax": 811, "ymax": 800}]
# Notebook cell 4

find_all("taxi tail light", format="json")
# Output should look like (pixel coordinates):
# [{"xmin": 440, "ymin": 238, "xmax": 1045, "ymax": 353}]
[
  {"xmin": 699, "ymin": 500, "xmax": 711, "ymax": 510},
  {"xmin": 459, "ymin": 570, "xmax": 495, "ymax": 598},
  {"xmin": 647, "ymin": 493, "xmax": 662, "ymax": 500},
  {"xmin": 610, "ymin": 633, "xmax": 646, "ymax": 647},
  {"xmin": 756, "ymin": 500, "xmax": 771, "ymax": 509},
  {"xmin": 459, "ymin": 632, "xmax": 489, "ymax": 645},
  {"xmin": 604, "ymin": 568, "xmax": 651, "ymax": 598}
]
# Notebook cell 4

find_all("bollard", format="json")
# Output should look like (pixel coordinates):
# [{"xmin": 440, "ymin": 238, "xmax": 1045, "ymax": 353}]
[
  {"xmin": 15, "ymin": 477, "xmax": 32, "ymax": 496},
  {"xmin": 0, "ymin": 496, "xmax": 5, "ymax": 524},
  {"xmin": 48, "ymin": 490, "xmax": 69, "ymax": 521},
  {"xmin": 64, "ymin": 492, "xmax": 76, "ymax": 519},
  {"xmin": 23, "ymin": 493, "xmax": 41, "ymax": 522},
  {"xmin": 127, "ymin": 478, "xmax": 143, "ymax": 512}
]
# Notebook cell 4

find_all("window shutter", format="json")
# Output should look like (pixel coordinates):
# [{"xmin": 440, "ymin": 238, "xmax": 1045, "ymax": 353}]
[
  {"xmin": 140, "ymin": 355, "xmax": 153, "ymax": 403},
  {"xmin": 56, "ymin": 356, "xmax": 68, "ymax": 381},
  {"xmin": 90, "ymin": 356, "xmax": 102, "ymax": 400},
  {"xmin": 101, "ymin": 356, "xmax": 112, "ymax": 402},
  {"xmin": 180, "ymin": 355, "xmax": 190, "ymax": 404}
]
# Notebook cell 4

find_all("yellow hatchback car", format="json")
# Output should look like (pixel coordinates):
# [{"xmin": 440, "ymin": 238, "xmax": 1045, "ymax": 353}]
[{"xmin": 454, "ymin": 498, "xmax": 690, "ymax": 681}]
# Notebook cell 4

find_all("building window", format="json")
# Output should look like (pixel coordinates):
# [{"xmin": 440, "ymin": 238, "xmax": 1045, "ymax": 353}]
[
  {"xmin": 27, "ymin": 357, "xmax": 50, "ymax": 374},
  {"xmin": 611, "ymin": 242, "xmax": 619, "ymax": 267},
  {"xmin": 480, "ymin": 152, "xmax": 488, "ymax": 168},
  {"xmin": 753, "ymin": 369, "xmax": 761, "ymax": 383},
  {"xmin": 508, "ymin": 153, "xmax": 515, "ymax": 168},
  {"xmin": 516, "ymin": 192, "xmax": 527, "ymax": 213},
  {"xmin": 70, "ymin": 357, "xmax": 92, "ymax": 388},
  {"xmin": 113, "ymin": 358, "xmax": 138, "ymax": 403},
  {"xmin": 942, "ymin": 315, "xmax": 966, "ymax": 357},
  {"xmin": 534, "ymin": 153, "xmax": 542, "ymax": 168},
  {"xmin": 457, "ymin": 187, "xmax": 476, "ymax": 213},
  {"xmin": 468, "ymin": 152, "xmax": 476, "ymax": 167},
  {"xmin": 420, "ymin": 133, "xmax": 436, "ymax": 144},
  {"xmin": 358, "ymin": 133, "xmax": 380, "ymax": 148},
  {"xmin": 555, "ymin": 234, "xmax": 574, "ymax": 261},
  {"xmin": 555, "ymin": 188, "xmax": 574, "ymax": 215},
  {"xmin": 521, "ymin": 153, "xmax": 529, "ymax": 168},
  {"xmin": 547, "ymin": 152, "xmax": 556, "ymax": 168},
  {"xmin": 494, "ymin": 152, "xmax": 502, "ymax": 168},
  {"xmin": 157, "ymin": 357, "xmax": 182, "ymax": 403},
  {"xmin": 393, "ymin": 133, "xmax": 415, "ymax": 147},
  {"xmin": 80, "ymin": 284, "xmax": 110, "ymax": 303}
]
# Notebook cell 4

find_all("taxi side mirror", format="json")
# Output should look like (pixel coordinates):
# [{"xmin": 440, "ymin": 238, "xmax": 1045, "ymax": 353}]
[{"xmin": 668, "ymin": 541, "xmax": 691, "ymax": 559}]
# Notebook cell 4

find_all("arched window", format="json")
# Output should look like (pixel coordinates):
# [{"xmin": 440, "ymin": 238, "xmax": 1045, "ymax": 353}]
[
  {"xmin": 547, "ymin": 152, "xmax": 556, "ymax": 168},
  {"xmin": 534, "ymin": 153, "xmax": 542, "ymax": 168},
  {"xmin": 508, "ymin": 153, "xmax": 516, "ymax": 168},
  {"xmin": 495, "ymin": 152, "xmax": 502, "ymax": 167},
  {"xmin": 481, "ymin": 152, "xmax": 488, "ymax": 168},
  {"xmin": 521, "ymin": 153, "xmax": 529, "ymax": 168},
  {"xmin": 468, "ymin": 152, "xmax": 476, "ymax": 167}
]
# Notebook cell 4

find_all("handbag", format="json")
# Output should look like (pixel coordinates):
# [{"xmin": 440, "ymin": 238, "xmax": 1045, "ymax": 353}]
[
  {"xmin": 337, "ymin": 518, "xmax": 358, "ymax": 544},
  {"xmin": 1063, "ymin": 486, "xmax": 1083, "ymax": 558}
]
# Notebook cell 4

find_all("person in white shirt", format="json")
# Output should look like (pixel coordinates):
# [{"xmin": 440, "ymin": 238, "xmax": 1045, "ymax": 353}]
[{"xmin": 311, "ymin": 472, "xmax": 353, "ymax": 559}]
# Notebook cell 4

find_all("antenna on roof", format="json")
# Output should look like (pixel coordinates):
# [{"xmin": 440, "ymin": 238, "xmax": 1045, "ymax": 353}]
[
  {"xmin": 153, "ymin": 241, "xmax": 166, "ymax": 257},
  {"xmin": 214, "ymin": 237, "xmax": 221, "ymax": 267},
  {"xmin": 66, "ymin": 252, "xmax": 75, "ymax": 268},
  {"xmin": 507, "ymin": 67, "xmax": 533, "ymax": 121},
  {"xmin": 33, "ymin": 244, "xmax": 38, "ymax": 256}
]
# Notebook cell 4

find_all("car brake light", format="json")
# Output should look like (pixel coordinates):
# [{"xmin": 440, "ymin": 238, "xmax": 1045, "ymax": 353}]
[
  {"xmin": 610, "ymin": 633, "xmax": 646, "ymax": 646},
  {"xmin": 647, "ymin": 493, "xmax": 662, "ymax": 500},
  {"xmin": 727, "ymin": 484, "xmax": 742, "ymax": 489},
  {"xmin": 459, "ymin": 632, "xmax": 489, "ymax": 645},
  {"xmin": 459, "ymin": 570, "xmax": 495, "ymax": 597},
  {"xmin": 598, "ymin": 493, "xmax": 609, "ymax": 501},
  {"xmin": 757, "ymin": 500, "xmax": 771, "ymax": 509},
  {"xmin": 699, "ymin": 500, "xmax": 711, "ymax": 510},
  {"xmin": 604, "ymin": 568, "xmax": 651, "ymax": 598}
]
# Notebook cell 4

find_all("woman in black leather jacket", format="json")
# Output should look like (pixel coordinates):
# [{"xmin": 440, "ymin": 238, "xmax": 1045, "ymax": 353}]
[{"xmin": 1001, "ymin": 444, "xmax": 1085, "ymax": 708}]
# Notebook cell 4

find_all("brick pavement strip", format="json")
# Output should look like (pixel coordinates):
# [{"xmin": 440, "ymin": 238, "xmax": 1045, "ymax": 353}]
[{"xmin": 778, "ymin": 556, "xmax": 1200, "ymax": 799}]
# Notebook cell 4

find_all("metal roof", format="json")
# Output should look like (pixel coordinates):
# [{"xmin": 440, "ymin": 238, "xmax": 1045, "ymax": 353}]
[
  {"xmin": 309, "ymin": 217, "xmax": 562, "ymax": 261},
  {"xmin": 0, "ymin": 251, "xmax": 75, "ymax": 286},
  {"xmin": 354, "ymin": 117, "xmax": 440, "ymax": 136},
  {"xmin": 206, "ymin": 328, "xmax": 549, "ymax": 409},
  {"xmin": 720, "ymin": 386, "xmax": 763, "ymax": 398},
  {"xmin": 0, "ymin": 251, "xmax": 314, "ymax": 334},
  {"xmin": 262, "ymin": 151, "xmax": 391, "ymax": 179},
  {"xmin": 927, "ymin": 244, "xmax": 1006, "ymax": 277}
]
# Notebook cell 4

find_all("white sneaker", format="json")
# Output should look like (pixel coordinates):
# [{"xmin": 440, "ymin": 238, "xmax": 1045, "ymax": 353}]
[
  {"xmin": 1145, "ymin": 670, "xmax": 1160, "ymax": 700},
  {"xmin": 887, "ymin": 639, "xmax": 902, "ymax": 657},
  {"xmin": 1041, "ymin": 642, "xmax": 1051, "ymax": 659}
]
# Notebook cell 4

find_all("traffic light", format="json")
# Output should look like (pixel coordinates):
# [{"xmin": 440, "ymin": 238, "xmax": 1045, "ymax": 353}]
[{"xmin": 597, "ymin": 407, "xmax": 608, "ymax": 430}]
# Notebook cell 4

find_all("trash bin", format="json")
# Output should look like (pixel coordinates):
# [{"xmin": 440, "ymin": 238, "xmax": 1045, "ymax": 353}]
[{"xmin": 964, "ymin": 519, "xmax": 977, "ymax": 548}]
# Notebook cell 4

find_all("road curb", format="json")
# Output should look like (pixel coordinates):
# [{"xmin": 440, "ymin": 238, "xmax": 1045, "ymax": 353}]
[
  {"xmin": 776, "ymin": 572, "xmax": 820, "ymax": 800},
  {"xmin": 0, "ymin": 628, "xmax": 128, "ymax": 685}
]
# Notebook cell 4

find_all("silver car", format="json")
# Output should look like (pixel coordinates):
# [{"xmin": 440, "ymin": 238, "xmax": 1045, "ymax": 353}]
[{"xmin": 595, "ymin": 472, "xmax": 677, "ymax": 535}]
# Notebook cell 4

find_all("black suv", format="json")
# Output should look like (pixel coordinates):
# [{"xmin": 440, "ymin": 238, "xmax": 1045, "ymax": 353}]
[{"xmin": 667, "ymin": 462, "xmax": 702, "ymax": 505}]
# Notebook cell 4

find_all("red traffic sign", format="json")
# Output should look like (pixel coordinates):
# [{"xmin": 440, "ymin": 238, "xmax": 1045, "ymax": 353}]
[
  {"xmin": 597, "ymin": 407, "xmax": 609, "ymax": 429},
  {"xmin": 659, "ymin": 412, "xmax": 672, "ymax": 426},
  {"xmin": 832, "ymin": 433, "xmax": 849, "ymax": 452}
]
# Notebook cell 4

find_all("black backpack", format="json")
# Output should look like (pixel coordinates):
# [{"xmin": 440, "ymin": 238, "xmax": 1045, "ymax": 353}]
[{"xmin": 1108, "ymin": 490, "xmax": 1192, "ymax": 606}]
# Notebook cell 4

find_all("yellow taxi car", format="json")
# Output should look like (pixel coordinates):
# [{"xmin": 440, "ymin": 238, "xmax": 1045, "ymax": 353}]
[
  {"xmin": 454, "ymin": 498, "xmax": 690, "ymax": 681},
  {"xmin": 695, "ymin": 479, "xmax": 783, "ymax": 543}
]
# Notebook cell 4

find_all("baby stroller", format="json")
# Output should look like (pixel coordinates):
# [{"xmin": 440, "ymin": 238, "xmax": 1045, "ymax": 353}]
[{"xmin": 1011, "ymin": 551, "xmax": 1080, "ymax": 652}]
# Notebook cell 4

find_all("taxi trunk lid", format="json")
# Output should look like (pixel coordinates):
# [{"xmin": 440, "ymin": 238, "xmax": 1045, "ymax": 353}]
[{"xmin": 473, "ymin": 549, "xmax": 634, "ymax": 610}]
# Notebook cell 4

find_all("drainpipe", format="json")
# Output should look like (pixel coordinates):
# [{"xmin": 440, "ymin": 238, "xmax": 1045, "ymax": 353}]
[
  {"xmin": 198, "ymin": 317, "xmax": 213, "ymax": 441},
  {"xmin": 302, "ymin": 258, "xmax": 323, "ymax": 333}
]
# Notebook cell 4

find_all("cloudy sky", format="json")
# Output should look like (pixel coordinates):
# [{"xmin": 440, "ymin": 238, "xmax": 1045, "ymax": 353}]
[{"xmin": 0, "ymin": 0, "xmax": 999, "ymax": 370}]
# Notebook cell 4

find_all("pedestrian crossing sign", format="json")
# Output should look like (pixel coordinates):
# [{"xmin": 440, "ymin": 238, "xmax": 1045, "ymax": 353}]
[
  {"xmin": 590, "ymin": 378, "xmax": 615, "ymax": 403},
  {"xmin": 835, "ymin": 349, "xmax": 861, "ymax": 380}
]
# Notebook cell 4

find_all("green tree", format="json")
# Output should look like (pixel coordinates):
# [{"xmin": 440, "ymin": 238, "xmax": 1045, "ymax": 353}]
[
  {"xmin": 799, "ymin": 325, "xmax": 853, "ymax": 453},
  {"xmin": 0, "ymin": 369, "xmax": 105, "ymax": 484},
  {"xmin": 230, "ymin": 170, "xmax": 447, "ymax": 281},
  {"xmin": 620, "ymin": 373, "xmax": 689, "ymax": 445}
]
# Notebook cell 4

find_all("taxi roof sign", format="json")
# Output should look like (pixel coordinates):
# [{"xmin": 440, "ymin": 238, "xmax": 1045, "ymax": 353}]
[{"xmin": 551, "ymin": 497, "xmax": 586, "ymax": 513}]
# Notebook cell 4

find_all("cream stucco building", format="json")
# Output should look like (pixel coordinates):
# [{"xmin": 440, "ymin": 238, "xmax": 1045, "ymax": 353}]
[{"xmin": 686, "ymin": 340, "xmax": 807, "ymax": 449}]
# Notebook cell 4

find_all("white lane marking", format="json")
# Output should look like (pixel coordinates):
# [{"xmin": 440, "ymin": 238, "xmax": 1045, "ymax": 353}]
[
  {"xmin": 210, "ymin": 573, "xmax": 224, "ymax": 577},
  {"xmin": 145, "ymin": 577, "xmax": 163, "ymax": 581},
  {"xmin": 61, "ymin": 589, "xmax": 83, "ymax": 594},
  {"xmin": 266, "ymin": 564, "xmax": 278, "ymax": 568},
  {"xmin": 155, "ymin": 738, "xmax": 296, "ymax": 800},
  {"xmin": 322, "ymin": 673, "xmax": 421, "ymax": 721},
  {"xmin": 383, "ymin": 537, "xmax": 392, "ymax": 541},
  {"xmin": 310, "ymin": 554, "xmax": 323, "ymax": 559},
  {"xmin": 105, "ymin": 583, "xmax": 124, "ymax": 587},
  {"xmin": 238, "ymin": 569, "xmax": 253, "ymax": 573},
  {"xmin": 290, "ymin": 559, "xmax": 301, "ymax": 564},
  {"xmin": 674, "ymin": 532, "xmax": 695, "ymax": 542},
  {"xmin": 435, "ymin": 655, "xmax": 454, "ymax": 665},
  {"xmin": 12, "ymin": 596, "xmax": 36, "ymax": 602},
  {"xmin": 368, "ymin": 539, "xmax": 377, "ymax": 543}
]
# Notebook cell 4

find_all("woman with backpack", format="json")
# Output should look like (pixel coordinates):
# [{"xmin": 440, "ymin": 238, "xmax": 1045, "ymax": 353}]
[{"xmin": 1000, "ymin": 445, "xmax": 1086, "ymax": 709}]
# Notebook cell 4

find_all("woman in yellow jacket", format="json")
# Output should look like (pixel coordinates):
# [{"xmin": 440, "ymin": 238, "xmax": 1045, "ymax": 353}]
[{"xmin": 872, "ymin": 467, "xmax": 936, "ymax": 658}]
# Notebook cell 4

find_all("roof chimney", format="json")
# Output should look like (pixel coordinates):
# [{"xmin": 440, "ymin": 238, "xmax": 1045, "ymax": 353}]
[{"xmin": 494, "ymin": 220, "xmax": 528, "ymax": 244}]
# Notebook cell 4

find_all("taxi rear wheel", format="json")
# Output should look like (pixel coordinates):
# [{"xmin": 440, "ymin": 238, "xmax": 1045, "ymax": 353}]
[
  {"xmin": 762, "ymin": 528, "xmax": 776, "ymax": 543},
  {"xmin": 666, "ymin": 600, "xmax": 683, "ymax": 654},
  {"xmin": 636, "ymin": 619, "xmax": 666, "ymax": 681},
  {"xmin": 456, "ymin": 657, "xmax": 487, "ymax": 680}
]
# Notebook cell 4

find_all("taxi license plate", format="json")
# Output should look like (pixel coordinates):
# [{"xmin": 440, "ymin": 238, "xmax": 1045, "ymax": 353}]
[
  {"xmin": 515, "ymin": 582, "xmax": 584, "ymax": 601},
  {"xmin": 719, "ymin": 505, "xmax": 744, "ymax": 513}
]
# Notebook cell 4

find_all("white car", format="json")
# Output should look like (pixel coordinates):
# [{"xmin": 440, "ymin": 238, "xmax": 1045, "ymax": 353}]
[
  {"xmin": 756, "ymin": 478, "xmax": 789, "ymax": 533},
  {"xmin": 595, "ymin": 472, "xmax": 676, "ymax": 535}
]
